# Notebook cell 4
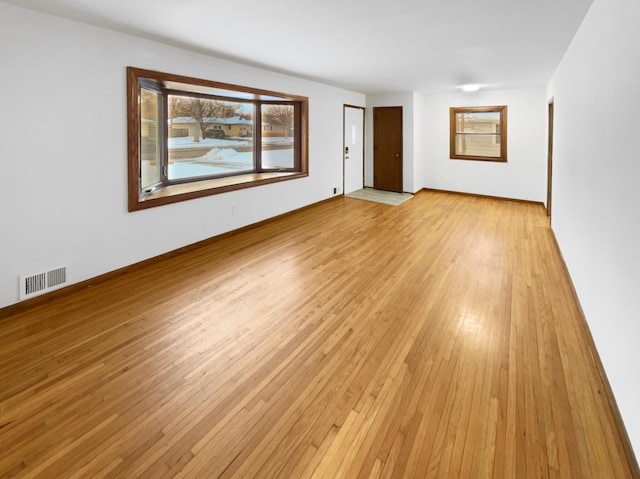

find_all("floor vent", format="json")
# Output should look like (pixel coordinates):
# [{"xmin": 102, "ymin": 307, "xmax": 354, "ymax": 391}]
[{"xmin": 20, "ymin": 267, "xmax": 68, "ymax": 300}]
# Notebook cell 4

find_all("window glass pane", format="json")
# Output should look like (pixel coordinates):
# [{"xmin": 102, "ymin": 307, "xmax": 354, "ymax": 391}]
[
  {"xmin": 261, "ymin": 104, "xmax": 295, "ymax": 170},
  {"xmin": 140, "ymin": 88, "xmax": 161, "ymax": 190},
  {"xmin": 455, "ymin": 134, "xmax": 501, "ymax": 157},
  {"xmin": 167, "ymin": 94, "xmax": 254, "ymax": 180},
  {"xmin": 456, "ymin": 111, "xmax": 500, "ymax": 134}
]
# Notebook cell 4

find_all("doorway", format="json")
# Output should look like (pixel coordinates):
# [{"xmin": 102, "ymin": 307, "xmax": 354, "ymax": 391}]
[
  {"xmin": 547, "ymin": 99, "xmax": 554, "ymax": 218},
  {"xmin": 373, "ymin": 106, "xmax": 403, "ymax": 192},
  {"xmin": 343, "ymin": 105, "xmax": 365, "ymax": 195}
]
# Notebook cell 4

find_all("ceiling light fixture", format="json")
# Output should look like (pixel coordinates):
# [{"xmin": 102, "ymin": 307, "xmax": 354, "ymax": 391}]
[{"xmin": 462, "ymin": 84, "xmax": 481, "ymax": 92}]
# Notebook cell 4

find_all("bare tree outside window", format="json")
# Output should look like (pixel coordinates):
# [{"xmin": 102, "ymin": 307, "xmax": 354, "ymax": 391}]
[{"xmin": 262, "ymin": 105, "xmax": 294, "ymax": 138}]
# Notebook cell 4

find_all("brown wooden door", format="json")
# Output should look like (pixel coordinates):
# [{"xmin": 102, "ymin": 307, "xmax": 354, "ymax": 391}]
[{"xmin": 373, "ymin": 106, "xmax": 403, "ymax": 192}]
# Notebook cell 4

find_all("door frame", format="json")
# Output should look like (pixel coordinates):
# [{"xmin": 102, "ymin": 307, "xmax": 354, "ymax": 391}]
[
  {"xmin": 343, "ymin": 104, "xmax": 365, "ymax": 195},
  {"xmin": 547, "ymin": 98, "xmax": 554, "ymax": 218}
]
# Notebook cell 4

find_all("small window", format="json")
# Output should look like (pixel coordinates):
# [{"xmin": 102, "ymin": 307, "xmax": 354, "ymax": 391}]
[
  {"xmin": 127, "ymin": 67, "xmax": 308, "ymax": 211},
  {"xmin": 450, "ymin": 106, "xmax": 507, "ymax": 162}
]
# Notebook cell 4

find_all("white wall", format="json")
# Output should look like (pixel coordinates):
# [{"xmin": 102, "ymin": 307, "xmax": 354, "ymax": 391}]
[
  {"xmin": 0, "ymin": 3, "xmax": 365, "ymax": 309},
  {"xmin": 421, "ymin": 89, "xmax": 547, "ymax": 202},
  {"xmin": 365, "ymin": 92, "xmax": 421, "ymax": 193},
  {"xmin": 547, "ymin": 0, "xmax": 640, "ymax": 456},
  {"xmin": 413, "ymin": 92, "xmax": 426, "ymax": 192}
]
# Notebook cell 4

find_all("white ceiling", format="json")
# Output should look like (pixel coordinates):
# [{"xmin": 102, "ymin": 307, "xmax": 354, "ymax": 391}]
[{"xmin": 4, "ymin": 0, "xmax": 594, "ymax": 94}]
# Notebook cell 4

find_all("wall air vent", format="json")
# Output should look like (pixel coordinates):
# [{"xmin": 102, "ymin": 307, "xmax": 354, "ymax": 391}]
[
  {"xmin": 47, "ymin": 267, "xmax": 67, "ymax": 288},
  {"xmin": 20, "ymin": 267, "xmax": 68, "ymax": 300}
]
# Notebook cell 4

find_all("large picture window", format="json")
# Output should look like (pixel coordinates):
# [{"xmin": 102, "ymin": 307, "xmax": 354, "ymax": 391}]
[
  {"xmin": 450, "ymin": 106, "xmax": 507, "ymax": 162},
  {"xmin": 128, "ymin": 67, "xmax": 308, "ymax": 211}
]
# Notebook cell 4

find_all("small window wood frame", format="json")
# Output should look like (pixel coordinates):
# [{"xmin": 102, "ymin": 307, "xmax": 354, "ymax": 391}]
[
  {"xmin": 450, "ymin": 105, "xmax": 507, "ymax": 162},
  {"xmin": 127, "ymin": 67, "xmax": 309, "ymax": 211}
]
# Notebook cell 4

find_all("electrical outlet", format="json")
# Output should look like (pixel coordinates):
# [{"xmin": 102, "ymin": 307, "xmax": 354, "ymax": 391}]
[
  {"xmin": 231, "ymin": 206, "xmax": 238, "ymax": 215},
  {"xmin": 333, "ymin": 187, "xmax": 337, "ymax": 194}
]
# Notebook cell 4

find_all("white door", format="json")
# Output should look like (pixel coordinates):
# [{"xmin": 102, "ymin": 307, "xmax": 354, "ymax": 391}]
[{"xmin": 344, "ymin": 106, "xmax": 364, "ymax": 194}]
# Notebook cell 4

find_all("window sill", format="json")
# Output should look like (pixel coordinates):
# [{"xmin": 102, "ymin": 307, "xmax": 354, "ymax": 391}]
[
  {"xmin": 450, "ymin": 156, "xmax": 507, "ymax": 162},
  {"xmin": 130, "ymin": 171, "xmax": 307, "ymax": 211}
]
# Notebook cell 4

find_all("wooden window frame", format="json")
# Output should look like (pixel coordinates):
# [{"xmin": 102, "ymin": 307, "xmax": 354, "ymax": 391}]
[
  {"xmin": 127, "ymin": 67, "xmax": 309, "ymax": 212},
  {"xmin": 449, "ymin": 105, "xmax": 507, "ymax": 162}
]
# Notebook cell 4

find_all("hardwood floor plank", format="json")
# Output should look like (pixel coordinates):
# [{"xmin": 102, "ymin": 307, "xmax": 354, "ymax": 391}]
[{"xmin": 0, "ymin": 190, "xmax": 636, "ymax": 478}]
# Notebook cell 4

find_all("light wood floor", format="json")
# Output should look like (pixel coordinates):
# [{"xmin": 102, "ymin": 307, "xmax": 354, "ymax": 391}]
[{"xmin": 0, "ymin": 190, "xmax": 636, "ymax": 478}]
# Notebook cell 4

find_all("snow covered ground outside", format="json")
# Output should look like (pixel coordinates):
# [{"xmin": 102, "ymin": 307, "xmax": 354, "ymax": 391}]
[
  {"xmin": 168, "ymin": 137, "xmax": 250, "ymax": 149},
  {"xmin": 168, "ymin": 145, "xmax": 294, "ymax": 180},
  {"xmin": 167, "ymin": 136, "xmax": 291, "ymax": 149},
  {"xmin": 168, "ymin": 162, "xmax": 236, "ymax": 178},
  {"xmin": 142, "ymin": 136, "xmax": 295, "ymax": 186},
  {"xmin": 262, "ymin": 137, "xmax": 293, "ymax": 144}
]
